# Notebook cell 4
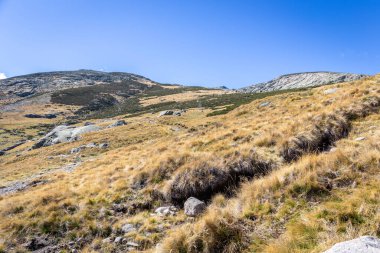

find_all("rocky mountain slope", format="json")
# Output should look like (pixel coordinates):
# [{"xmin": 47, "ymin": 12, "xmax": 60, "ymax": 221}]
[
  {"xmin": 240, "ymin": 71, "xmax": 367, "ymax": 93},
  {"xmin": 0, "ymin": 73, "xmax": 378, "ymax": 252},
  {"xmin": 0, "ymin": 70, "xmax": 157, "ymax": 98}
]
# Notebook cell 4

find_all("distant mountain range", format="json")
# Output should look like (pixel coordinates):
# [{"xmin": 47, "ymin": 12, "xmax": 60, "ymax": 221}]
[{"xmin": 239, "ymin": 72, "xmax": 367, "ymax": 93}]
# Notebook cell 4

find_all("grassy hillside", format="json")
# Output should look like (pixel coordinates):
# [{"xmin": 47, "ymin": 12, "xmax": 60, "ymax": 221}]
[{"xmin": 0, "ymin": 75, "xmax": 378, "ymax": 252}]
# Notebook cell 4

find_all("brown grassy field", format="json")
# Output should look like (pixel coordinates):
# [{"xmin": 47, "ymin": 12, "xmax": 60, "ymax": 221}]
[{"xmin": 0, "ymin": 75, "xmax": 379, "ymax": 252}]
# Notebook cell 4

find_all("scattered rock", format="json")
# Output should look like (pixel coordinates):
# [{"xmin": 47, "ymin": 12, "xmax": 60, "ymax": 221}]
[
  {"xmin": 32, "ymin": 125, "xmax": 100, "ymax": 149},
  {"xmin": 126, "ymin": 242, "xmax": 139, "ymax": 247},
  {"xmin": 102, "ymin": 238, "xmax": 112, "ymax": 244},
  {"xmin": 323, "ymin": 236, "xmax": 380, "ymax": 253},
  {"xmin": 159, "ymin": 110, "xmax": 174, "ymax": 117},
  {"xmin": 259, "ymin": 101, "xmax": 271, "ymax": 108},
  {"xmin": 355, "ymin": 136, "xmax": 366, "ymax": 141},
  {"xmin": 108, "ymin": 120, "xmax": 127, "ymax": 128},
  {"xmin": 24, "ymin": 113, "xmax": 57, "ymax": 119},
  {"xmin": 99, "ymin": 143, "xmax": 109, "ymax": 149},
  {"xmin": 324, "ymin": 88, "xmax": 338, "ymax": 94},
  {"xmin": 114, "ymin": 237, "xmax": 123, "ymax": 244},
  {"xmin": 154, "ymin": 206, "xmax": 178, "ymax": 216},
  {"xmin": 184, "ymin": 197, "xmax": 206, "ymax": 217},
  {"xmin": 121, "ymin": 223, "xmax": 136, "ymax": 233},
  {"xmin": 24, "ymin": 237, "xmax": 49, "ymax": 251}
]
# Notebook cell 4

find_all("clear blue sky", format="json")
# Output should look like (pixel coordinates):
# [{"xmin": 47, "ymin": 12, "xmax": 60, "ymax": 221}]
[{"xmin": 0, "ymin": 0, "xmax": 379, "ymax": 88}]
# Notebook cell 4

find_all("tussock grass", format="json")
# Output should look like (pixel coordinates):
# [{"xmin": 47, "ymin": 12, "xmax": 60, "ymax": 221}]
[{"xmin": 281, "ymin": 97, "xmax": 379, "ymax": 162}]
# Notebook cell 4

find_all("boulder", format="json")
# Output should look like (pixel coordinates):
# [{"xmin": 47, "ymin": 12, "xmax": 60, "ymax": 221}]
[
  {"xmin": 32, "ymin": 125, "xmax": 100, "ymax": 149},
  {"xmin": 355, "ymin": 137, "xmax": 366, "ymax": 141},
  {"xmin": 323, "ymin": 236, "xmax": 380, "ymax": 253},
  {"xmin": 99, "ymin": 143, "xmax": 109, "ymax": 149},
  {"xmin": 184, "ymin": 197, "xmax": 206, "ymax": 217},
  {"xmin": 159, "ymin": 110, "xmax": 174, "ymax": 117},
  {"xmin": 259, "ymin": 101, "xmax": 271, "ymax": 108},
  {"xmin": 324, "ymin": 88, "xmax": 338, "ymax": 94},
  {"xmin": 173, "ymin": 111, "xmax": 182, "ymax": 116},
  {"xmin": 121, "ymin": 223, "xmax": 136, "ymax": 233},
  {"xmin": 154, "ymin": 206, "xmax": 177, "ymax": 216},
  {"xmin": 108, "ymin": 120, "xmax": 127, "ymax": 128},
  {"xmin": 24, "ymin": 237, "xmax": 49, "ymax": 251}
]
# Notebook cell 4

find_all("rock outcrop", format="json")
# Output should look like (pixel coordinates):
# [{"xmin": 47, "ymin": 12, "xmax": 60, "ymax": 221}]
[
  {"xmin": 0, "ymin": 70, "xmax": 156, "ymax": 98},
  {"xmin": 32, "ymin": 125, "xmax": 100, "ymax": 149},
  {"xmin": 323, "ymin": 236, "xmax": 380, "ymax": 253},
  {"xmin": 240, "ymin": 72, "xmax": 367, "ymax": 93}
]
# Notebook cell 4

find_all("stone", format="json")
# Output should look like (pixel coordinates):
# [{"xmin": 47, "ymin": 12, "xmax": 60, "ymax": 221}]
[
  {"xmin": 355, "ymin": 137, "xmax": 366, "ymax": 141},
  {"xmin": 121, "ymin": 223, "xmax": 136, "ymax": 233},
  {"xmin": 259, "ymin": 101, "xmax": 271, "ymax": 107},
  {"xmin": 184, "ymin": 197, "xmax": 206, "ymax": 217},
  {"xmin": 102, "ymin": 238, "xmax": 112, "ymax": 244},
  {"xmin": 323, "ymin": 236, "xmax": 380, "ymax": 253},
  {"xmin": 84, "ymin": 122, "xmax": 94, "ymax": 126},
  {"xmin": 173, "ymin": 111, "xmax": 182, "ymax": 116},
  {"xmin": 108, "ymin": 120, "xmax": 127, "ymax": 128},
  {"xmin": 32, "ymin": 125, "xmax": 100, "ymax": 149},
  {"xmin": 99, "ymin": 143, "xmax": 109, "ymax": 149},
  {"xmin": 114, "ymin": 237, "xmax": 123, "ymax": 244},
  {"xmin": 324, "ymin": 88, "xmax": 338, "ymax": 94},
  {"xmin": 154, "ymin": 206, "xmax": 177, "ymax": 216},
  {"xmin": 24, "ymin": 237, "xmax": 49, "ymax": 251},
  {"xmin": 126, "ymin": 242, "xmax": 139, "ymax": 247},
  {"xmin": 158, "ymin": 110, "xmax": 174, "ymax": 117}
]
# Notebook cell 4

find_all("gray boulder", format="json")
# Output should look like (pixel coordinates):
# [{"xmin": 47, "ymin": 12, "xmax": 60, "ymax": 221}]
[
  {"xmin": 108, "ymin": 120, "xmax": 127, "ymax": 128},
  {"xmin": 184, "ymin": 197, "xmax": 206, "ymax": 217},
  {"xmin": 324, "ymin": 88, "xmax": 339, "ymax": 94},
  {"xmin": 173, "ymin": 111, "xmax": 182, "ymax": 116},
  {"xmin": 154, "ymin": 206, "xmax": 177, "ymax": 216},
  {"xmin": 159, "ymin": 110, "xmax": 174, "ymax": 117},
  {"xmin": 259, "ymin": 101, "xmax": 271, "ymax": 108},
  {"xmin": 121, "ymin": 223, "xmax": 136, "ymax": 233},
  {"xmin": 324, "ymin": 236, "xmax": 380, "ymax": 253},
  {"xmin": 32, "ymin": 125, "xmax": 100, "ymax": 149}
]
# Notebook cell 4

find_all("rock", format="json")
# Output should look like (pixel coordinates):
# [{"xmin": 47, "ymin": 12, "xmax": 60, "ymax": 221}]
[
  {"xmin": 32, "ymin": 125, "xmax": 100, "ymax": 149},
  {"xmin": 324, "ymin": 88, "xmax": 338, "ymax": 94},
  {"xmin": 71, "ymin": 146, "xmax": 85, "ymax": 154},
  {"xmin": 184, "ymin": 197, "xmax": 206, "ymax": 217},
  {"xmin": 0, "ymin": 151, "xmax": 5, "ymax": 156},
  {"xmin": 99, "ymin": 143, "xmax": 109, "ymax": 149},
  {"xmin": 126, "ymin": 242, "xmax": 139, "ymax": 247},
  {"xmin": 84, "ymin": 122, "xmax": 94, "ymax": 126},
  {"xmin": 239, "ymin": 72, "xmax": 366, "ymax": 93},
  {"xmin": 114, "ymin": 237, "xmax": 123, "ymax": 244},
  {"xmin": 173, "ymin": 111, "xmax": 182, "ymax": 116},
  {"xmin": 159, "ymin": 110, "xmax": 174, "ymax": 117},
  {"xmin": 323, "ymin": 236, "xmax": 380, "ymax": 253},
  {"xmin": 24, "ymin": 237, "xmax": 49, "ymax": 251},
  {"xmin": 108, "ymin": 120, "xmax": 127, "ymax": 128},
  {"xmin": 154, "ymin": 206, "xmax": 177, "ymax": 216},
  {"xmin": 24, "ymin": 113, "xmax": 57, "ymax": 119},
  {"xmin": 259, "ymin": 101, "xmax": 271, "ymax": 108},
  {"xmin": 355, "ymin": 137, "xmax": 366, "ymax": 141},
  {"xmin": 102, "ymin": 238, "xmax": 112, "ymax": 244},
  {"xmin": 85, "ymin": 142, "xmax": 97, "ymax": 148},
  {"xmin": 121, "ymin": 223, "xmax": 136, "ymax": 233}
]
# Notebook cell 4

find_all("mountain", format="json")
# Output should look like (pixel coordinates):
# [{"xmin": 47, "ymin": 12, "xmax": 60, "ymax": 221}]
[
  {"xmin": 0, "ymin": 70, "xmax": 157, "ymax": 98},
  {"xmin": 240, "ymin": 71, "xmax": 367, "ymax": 93}
]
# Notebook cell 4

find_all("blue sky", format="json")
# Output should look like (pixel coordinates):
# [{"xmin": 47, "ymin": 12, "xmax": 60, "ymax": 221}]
[{"xmin": 0, "ymin": 0, "xmax": 379, "ymax": 88}]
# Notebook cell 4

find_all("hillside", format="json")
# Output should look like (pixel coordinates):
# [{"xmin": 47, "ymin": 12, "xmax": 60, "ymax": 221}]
[
  {"xmin": 0, "ymin": 73, "xmax": 379, "ymax": 252},
  {"xmin": 240, "ymin": 72, "xmax": 367, "ymax": 93}
]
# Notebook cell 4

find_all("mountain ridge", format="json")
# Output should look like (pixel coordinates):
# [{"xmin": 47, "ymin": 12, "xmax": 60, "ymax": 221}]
[{"xmin": 240, "ymin": 71, "xmax": 367, "ymax": 93}]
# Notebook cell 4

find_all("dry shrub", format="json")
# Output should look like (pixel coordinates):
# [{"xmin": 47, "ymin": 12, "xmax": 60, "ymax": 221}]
[
  {"xmin": 281, "ymin": 97, "xmax": 379, "ymax": 162},
  {"xmin": 168, "ymin": 152, "xmax": 273, "ymax": 203},
  {"xmin": 160, "ymin": 209, "xmax": 248, "ymax": 253}
]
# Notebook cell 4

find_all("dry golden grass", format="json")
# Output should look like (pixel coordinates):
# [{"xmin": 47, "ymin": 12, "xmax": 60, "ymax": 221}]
[{"xmin": 0, "ymin": 75, "xmax": 378, "ymax": 252}]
